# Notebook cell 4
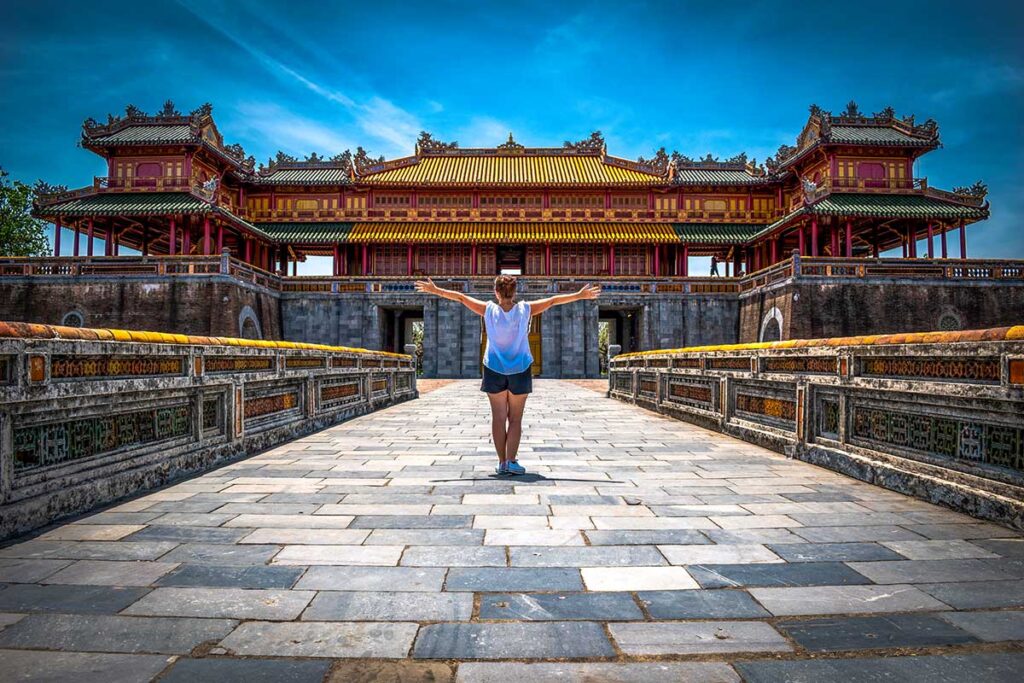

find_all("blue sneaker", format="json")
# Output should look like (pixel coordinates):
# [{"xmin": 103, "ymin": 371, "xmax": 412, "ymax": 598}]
[
  {"xmin": 506, "ymin": 460, "xmax": 527, "ymax": 475},
  {"xmin": 495, "ymin": 463, "xmax": 510, "ymax": 476}
]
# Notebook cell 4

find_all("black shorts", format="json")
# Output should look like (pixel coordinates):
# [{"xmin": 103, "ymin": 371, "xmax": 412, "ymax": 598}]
[{"xmin": 481, "ymin": 365, "xmax": 533, "ymax": 395}]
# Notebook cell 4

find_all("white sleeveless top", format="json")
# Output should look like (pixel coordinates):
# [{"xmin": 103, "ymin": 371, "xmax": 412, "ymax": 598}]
[{"xmin": 483, "ymin": 300, "xmax": 533, "ymax": 375}]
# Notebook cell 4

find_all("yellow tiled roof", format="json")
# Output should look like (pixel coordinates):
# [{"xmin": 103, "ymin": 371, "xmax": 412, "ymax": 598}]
[
  {"xmin": 349, "ymin": 222, "xmax": 680, "ymax": 244},
  {"xmin": 361, "ymin": 154, "xmax": 662, "ymax": 186}
]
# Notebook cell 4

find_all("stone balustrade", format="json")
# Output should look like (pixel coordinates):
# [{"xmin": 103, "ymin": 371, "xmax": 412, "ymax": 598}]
[
  {"xmin": 0, "ymin": 321, "xmax": 416, "ymax": 539},
  {"xmin": 609, "ymin": 326, "xmax": 1024, "ymax": 528}
]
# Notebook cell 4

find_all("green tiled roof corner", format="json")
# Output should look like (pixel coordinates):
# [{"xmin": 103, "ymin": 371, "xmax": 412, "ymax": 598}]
[
  {"xmin": 809, "ymin": 193, "xmax": 988, "ymax": 219},
  {"xmin": 41, "ymin": 193, "xmax": 212, "ymax": 216},
  {"xmin": 673, "ymin": 223, "xmax": 763, "ymax": 244},
  {"xmin": 88, "ymin": 124, "xmax": 197, "ymax": 145},
  {"xmin": 254, "ymin": 168, "xmax": 351, "ymax": 185},
  {"xmin": 258, "ymin": 223, "xmax": 355, "ymax": 243},
  {"xmin": 828, "ymin": 125, "xmax": 936, "ymax": 146}
]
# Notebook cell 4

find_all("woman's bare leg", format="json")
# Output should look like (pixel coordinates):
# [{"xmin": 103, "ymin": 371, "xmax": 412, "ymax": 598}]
[
  {"xmin": 505, "ymin": 392, "xmax": 528, "ymax": 462},
  {"xmin": 487, "ymin": 391, "xmax": 510, "ymax": 464}
]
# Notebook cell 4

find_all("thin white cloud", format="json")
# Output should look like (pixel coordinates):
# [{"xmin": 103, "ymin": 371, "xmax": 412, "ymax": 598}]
[
  {"xmin": 233, "ymin": 102, "xmax": 357, "ymax": 160},
  {"xmin": 173, "ymin": 0, "xmax": 420, "ymax": 156}
]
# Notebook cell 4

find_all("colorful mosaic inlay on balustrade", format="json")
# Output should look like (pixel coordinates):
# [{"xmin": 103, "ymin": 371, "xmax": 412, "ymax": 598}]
[
  {"xmin": 13, "ymin": 404, "xmax": 192, "ymax": 471},
  {"xmin": 762, "ymin": 356, "xmax": 837, "ymax": 374},
  {"xmin": 49, "ymin": 355, "xmax": 185, "ymax": 380},
  {"xmin": 206, "ymin": 356, "xmax": 276, "ymax": 373},
  {"xmin": 858, "ymin": 356, "xmax": 1001, "ymax": 383},
  {"xmin": 244, "ymin": 391, "xmax": 299, "ymax": 419},
  {"xmin": 320, "ymin": 379, "xmax": 361, "ymax": 408},
  {"xmin": 850, "ymin": 403, "xmax": 1023, "ymax": 473}
]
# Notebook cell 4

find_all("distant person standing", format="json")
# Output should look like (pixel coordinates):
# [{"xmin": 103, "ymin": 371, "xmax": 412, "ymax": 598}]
[{"xmin": 710, "ymin": 255, "xmax": 719, "ymax": 276}]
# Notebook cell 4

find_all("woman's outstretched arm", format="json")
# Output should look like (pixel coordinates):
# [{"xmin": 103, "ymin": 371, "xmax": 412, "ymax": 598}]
[
  {"xmin": 414, "ymin": 278, "xmax": 488, "ymax": 316},
  {"xmin": 529, "ymin": 283, "xmax": 600, "ymax": 315}
]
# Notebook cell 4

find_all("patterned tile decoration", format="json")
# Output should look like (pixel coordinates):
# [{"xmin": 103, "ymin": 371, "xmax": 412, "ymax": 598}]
[
  {"xmin": 762, "ymin": 356, "xmax": 837, "ymax": 374},
  {"xmin": 49, "ymin": 355, "xmax": 185, "ymax": 380},
  {"xmin": 364, "ymin": 359, "xmax": 383, "ymax": 369},
  {"xmin": 285, "ymin": 356, "xmax": 326, "ymax": 369},
  {"xmin": 202, "ymin": 396, "xmax": 221, "ymax": 432},
  {"xmin": 612, "ymin": 373, "xmax": 633, "ymax": 394},
  {"xmin": 205, "ymin": 356, "xmax": 276, "ymax": 373},
  {"xmin": 708, "ymin": 357, "xmax": 752, "ymax": 371},
  {"xmin": 371, "ymin": 375, "xmax": 389, "ymax": 396},
  {"xmin": 672, "ymin": 357, "xmax": 702, "ymax": 369},
  {"xmin": 29, "ymin": 355, "xmax": 45, "ymax": 382},
  {"xmin": 733, "ymin": 383, "xmax": 798, "ymax": 430},
  {"xmin": 647, "ymin": 358, "xmax": 670, "ymax": 368},
  {"xmin": 395, "ymin": 373, "xmax": 412, "ymax": 390},
  {"xmin": 817, "ymin": 395, "xmax": 841, "ymax": 439},
  {"xmin": 244, "ymin": 390, "xmax": 299, "ymax": 420},
  {"xmin": 851, "ymin": 402, "xmax": 1023, "ymax": 473},
  {"xmin": 331, "ymin": 357, "xmax": 358, "ymax": 368},
  {"xmin": 12, "ymin": 404, "xmax": 192, "ymax": 471},
  {"xmin": 319, "ymin": 378, "xmax": 362, "ymax": 409},
  {"xmin": 858, "ymin": 356, "xmax": 1001, "ymax": 383},
  {"xmin": 383, "ymin": 359, "xmax": 399, "ymax": 368},
  {"xmin": 663, "ymin": 376, "xmax": 716, "ymax": 412},
  {"xmin": 638, "ymin": 373, "xmax": 658, "ymax": 397}
]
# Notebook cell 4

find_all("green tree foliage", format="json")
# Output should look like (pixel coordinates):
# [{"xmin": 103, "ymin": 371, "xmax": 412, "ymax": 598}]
[{"xmin": 0, "ymin": 167, "xmax": 51, "ymax": 256}]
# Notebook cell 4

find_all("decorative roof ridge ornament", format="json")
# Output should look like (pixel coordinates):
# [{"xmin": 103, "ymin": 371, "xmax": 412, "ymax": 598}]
[
  {"xmin": 952, "ymin": 180, "xmax": 988, "ymax": 200},
  {"xmin": 415, "ymin": 131, "xmax": 459, "ymax": 155},
  {"xmin": 563, "ymin": 131, "xmax": 605, "ymax": 154},
  {"xmin": 496, "ymin": 132, "xmax": 526, "ymax": 154}
]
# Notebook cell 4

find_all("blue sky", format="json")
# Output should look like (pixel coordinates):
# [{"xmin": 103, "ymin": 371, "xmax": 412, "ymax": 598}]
[{"xmin": 2, "ymin": 0, "xmax": 1022, "ymax": 268}]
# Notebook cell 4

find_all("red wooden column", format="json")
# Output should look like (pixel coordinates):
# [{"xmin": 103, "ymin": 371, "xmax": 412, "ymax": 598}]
[
  {"xmin": 113, "ymin": 233, "xmax": 119, "ymax": 256},
  {"xmin": 770, "ymin": 238, "xmax": 778, "ymax": 264},
  {"xmin": 183, "ymin": 220, "xmax": 191, "ymax": 255},
  {"xmin": 959, "ymin": 219, "xmax": 967, "ymax": 258},
  {"xmin": 940, "ymin": 224, "xmax": 948, "ymax": 259},
  {"xmin": 830, "ymin": 226, "xmax": 839, "ymax": 257},
  {"xmin": 168, "ymin": 218, "xmax": 176, "ymax": 256},
  {"xmin": 681, "ymin": 245, "xmax": 689, "ymax": 276},
  {"xmin": 811, "ymin": 218, "xmax": 819, "ymax": 256},
  {"xmin": 245, "ymin": 239, "xmax": 252, "ymax": 265},
  {"xmin": 332, "ymin": 244, "xmax": 340, "ymax": 276},
  {"xmin": 798, "ymin": 226, "xmax": 805, "ymax": 256},
  {"xmin": 362, "ymin": 244, "xmax": 369, "ymax": 275},
  {"xmin": 908, "ymin": 226, "xmax": 917, "ymax": 258},
  {"xmin": 609, "ymin": 244, "xmax": 616, "ymax": 276},
  {"xmin": 142, "ymin": 228, "xmax": 149, "ymax": 256},
  {"xmin": 544, "ymin": 244, "xmax": 550, "ymax": 276},
  {"xmin": 87, "ymin": 219, "xmax": 95, "ymax": 257},
  {"xmin": 845, "ymin": 219, "xmax": 853, "ymax": 257},
  {"xmin": 926, "ymin": 222, "xmax": 935, "ymax": 259},
  {"xmin": 202, "ymin": 217, "xmax": 211, "ymax": 255},
  {"xmin": 53, "ymin": 218, "xmax": 62, "ymax": 256},
  {"xmin": 72, "ymin": 223, "xmax": 80, "ymax": 256},
  {"xmin": 653, "ymin": 244, "xmax": 660, "ymax": 277},
  {"xmin": 280, "ymin": 246, "xmax": 288, "ymax": 274},
  {"xmin": 407, "ymin": 244, "xmax": 413, "ymax": 276},
  {"xmin": 217, "ymin": 223, "xmax": 224, "ymax": 254},
  {"xmin": 472, "ymin": 244, "xmax": 478, "ymax": 275}
]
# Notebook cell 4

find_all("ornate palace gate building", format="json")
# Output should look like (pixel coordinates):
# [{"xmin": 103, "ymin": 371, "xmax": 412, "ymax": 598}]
[{"xmin": 11, "ymin": 100, "xmax": 1016, "ymax": 378}]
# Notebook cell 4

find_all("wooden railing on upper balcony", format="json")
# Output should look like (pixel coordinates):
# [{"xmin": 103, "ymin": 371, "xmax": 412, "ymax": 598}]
[
  {"xmin": 799, "ymin": 177, "xmax": 924, "ymax": 206},
  {"xmin": 245, "ymin": 207, "xmax": 778, "ymax": 223},
  {"xmin": 738, "ymin": 255, "xmax": 1024, "ymax": 292},
  {"xmin": 95, "ymin": 176, "xmax": 193, "ymax": 192}
]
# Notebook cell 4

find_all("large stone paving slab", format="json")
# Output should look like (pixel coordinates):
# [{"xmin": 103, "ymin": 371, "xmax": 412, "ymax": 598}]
[
  {"xmin": 1, "ymin": 379, "xmax": 1021, "ymax": 675},
  {"xmin": 0, "ymin": 613, "xmax": 237, "ymax": 654},
  {"xmin": 219, "ymin": 620, "xmax": 419, "ymax": 658}
]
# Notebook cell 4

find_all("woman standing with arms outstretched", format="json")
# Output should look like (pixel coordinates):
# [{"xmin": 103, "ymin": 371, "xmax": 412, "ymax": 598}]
[{"xmin": 415, "ymin": 275, "xmax": 600, "ymax": 475}]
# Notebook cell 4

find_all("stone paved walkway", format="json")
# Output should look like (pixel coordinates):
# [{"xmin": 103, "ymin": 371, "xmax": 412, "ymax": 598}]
[{"xmin": 1, "ymin": 380, "xmax": 1023, "ymax": 682}]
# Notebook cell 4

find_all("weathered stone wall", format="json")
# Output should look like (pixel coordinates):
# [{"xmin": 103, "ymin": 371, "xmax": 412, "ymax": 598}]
[
  {"xmin": 740, "ymin": 278, "xmax": 1024, "ymax": 343},
  {"xmin": 0, "ymin": 324, "xmax": 416, "ymax": 539},
  {"xmin": 609, "ymin": 327, "xmax": 1024, "ymax": 528},
  {"xmin": 0, "ymin": 277, "xmax": 282, "ymax": 341}
]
